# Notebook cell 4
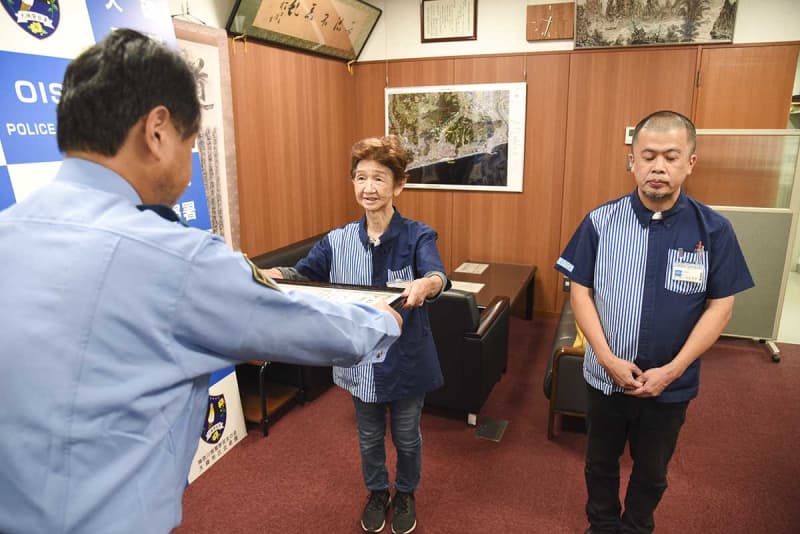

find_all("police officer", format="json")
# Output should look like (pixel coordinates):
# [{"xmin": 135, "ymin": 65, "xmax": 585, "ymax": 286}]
[{"xmin": 0, "ymin": 29, "xmax": 401, "ymax": 534}]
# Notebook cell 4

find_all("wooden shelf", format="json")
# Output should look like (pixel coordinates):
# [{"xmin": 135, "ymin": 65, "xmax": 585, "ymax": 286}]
[{"xmin": 240, "ymin": 382, "xmax": 299, "ymax": 424}]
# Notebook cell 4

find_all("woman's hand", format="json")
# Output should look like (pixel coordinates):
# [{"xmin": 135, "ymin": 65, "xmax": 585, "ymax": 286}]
[
  {"xmin": 401, "ymin": 276, "xmax": 443, "ymax": 308},
  {"xmin": 261, "ymin": 268, "xmax": 283, "ymax": 279}
]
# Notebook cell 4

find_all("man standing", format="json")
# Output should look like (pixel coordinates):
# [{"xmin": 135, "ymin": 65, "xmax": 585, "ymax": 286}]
[
  {"xmin": 0, "ymin": 29, "xmax": 401, "ymax": 534},
  {"xmin": 555, "ymin": 110, "xmax": 753, "ymax": 533}
]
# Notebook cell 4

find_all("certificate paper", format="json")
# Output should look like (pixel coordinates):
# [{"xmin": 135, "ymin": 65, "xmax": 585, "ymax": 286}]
[
  {"xmin": 275, "ymin": 280, "xmax": 404, "ymax": 309},
  {"xmin": 454, "ymin": 262, "xmax": 489, "ymax": 274},
  {"xmin": 450, "ymin": 281, "xmax": 485, "ymax": 293}
]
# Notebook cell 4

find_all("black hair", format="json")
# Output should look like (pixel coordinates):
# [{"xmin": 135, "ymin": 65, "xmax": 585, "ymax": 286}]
[
  {"xmin": 57, "ymin": 28, "xmax": 201, "ymax": 156},
  {"xmin": 632, "ymin": 110, "xmax": 696, "ymax": 153}
]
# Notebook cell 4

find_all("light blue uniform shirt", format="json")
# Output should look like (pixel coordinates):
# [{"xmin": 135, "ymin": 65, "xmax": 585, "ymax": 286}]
[{"xmin": 0, "ymin": 158, "xmax": 399, "ymax": 534}]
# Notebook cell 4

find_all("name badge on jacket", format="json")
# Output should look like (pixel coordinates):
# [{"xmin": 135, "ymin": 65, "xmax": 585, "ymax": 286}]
[{"xmin": 671, "ymin": 262, "xmax": 704, "ymax": 284}]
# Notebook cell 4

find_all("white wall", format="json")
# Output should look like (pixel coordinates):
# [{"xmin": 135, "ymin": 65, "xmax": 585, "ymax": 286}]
[
  {"xmin": 167, "ymin": 0, "xmax": 235, "ymax": 29},
  {"xmin": 171, "ymin": 1, "xmax": 800, "ymax": 61}
]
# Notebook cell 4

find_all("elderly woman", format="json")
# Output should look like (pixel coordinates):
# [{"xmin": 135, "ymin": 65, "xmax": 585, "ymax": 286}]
[{"xmin": 266, "ymin": 135, "xmax": 449, "ymax": 534}]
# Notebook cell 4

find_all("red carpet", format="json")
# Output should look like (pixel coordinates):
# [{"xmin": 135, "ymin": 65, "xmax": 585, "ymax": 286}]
[{"xmin": 175, "ymin": 317, "xmax": 800, "ymax": 533}]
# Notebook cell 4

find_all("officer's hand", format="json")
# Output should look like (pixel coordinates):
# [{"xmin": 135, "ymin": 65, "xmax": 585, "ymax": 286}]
[
  {"xmin": 375, "ymin": 301, "xmax": 403, "ymax": 331},
  {"xmin": 603, "ymin": 356, "xmax": 643, "ymax": 390}
]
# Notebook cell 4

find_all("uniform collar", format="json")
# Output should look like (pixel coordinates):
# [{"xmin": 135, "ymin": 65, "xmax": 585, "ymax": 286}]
[
  {"xmin": 55, "ymin": 157, "xmax": 143, "ymax": 205},
  {"xmin": 629, "ymin": 188, "xmax": 686, "ymax": 227},
  {"xmin": 359, "ymin": 207, "xmax": 403, "ymax": 248}
]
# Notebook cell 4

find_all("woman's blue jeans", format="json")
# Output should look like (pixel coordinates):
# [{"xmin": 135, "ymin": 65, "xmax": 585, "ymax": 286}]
[{"xmin": 352, "ymin": 394, "xmax": 425, "ymax": 494}]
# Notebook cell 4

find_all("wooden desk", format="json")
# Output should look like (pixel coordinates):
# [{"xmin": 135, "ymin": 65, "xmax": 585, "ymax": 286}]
[{"xmin": 449, "ymin": 262, "xmax": 537, "ymax": 319}]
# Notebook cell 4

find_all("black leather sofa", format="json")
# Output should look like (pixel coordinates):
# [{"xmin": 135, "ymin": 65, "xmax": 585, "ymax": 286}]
[{"xmin": 542, "ymin": 284, "xmax": 587, "ymax": 439}]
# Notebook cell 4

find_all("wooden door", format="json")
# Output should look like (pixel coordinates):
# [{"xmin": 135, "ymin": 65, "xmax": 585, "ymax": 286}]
[
  {"xmin": 694, "ymin": 44, "xmax": 800, "ymax": 129},
  {"xmin": 690, "ymin": 44, "xmax": 800, "ymax": 208}
]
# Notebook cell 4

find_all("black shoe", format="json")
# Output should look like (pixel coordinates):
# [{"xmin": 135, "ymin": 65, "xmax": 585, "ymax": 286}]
[
  {"xmin": 391, "ymin": 492, "xmax": 416, "ymax": 534},
  {"xmin": 361, "ymin": 490, "xmax": 390, "ymax": 532}
]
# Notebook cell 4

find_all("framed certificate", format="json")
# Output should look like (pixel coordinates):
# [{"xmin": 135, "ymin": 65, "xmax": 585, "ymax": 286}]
[
  {"xmin": 275, "ymin": 280, "xmax": 406, "ymax": 310},
  {"xmin": 421, "ymin": 0, "xmax": 478, "ymax": 43}
]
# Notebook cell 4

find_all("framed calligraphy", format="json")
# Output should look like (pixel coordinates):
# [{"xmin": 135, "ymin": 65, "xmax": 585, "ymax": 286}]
[
  {"xmin": 226, "ymin": 0, "xmax": 382, "ymax": 61},
  {"xmin": 173, "ymin": 19, "xmax": 241, "ymax": 250},
  {"xmin": 421, "ymin": 0, "xmax": 477, "ymax": 43}
]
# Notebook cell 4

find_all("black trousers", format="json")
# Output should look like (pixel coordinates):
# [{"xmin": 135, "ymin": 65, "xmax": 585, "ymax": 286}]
[{"xmin": 585, "ymin": 384, "xmax": 689, "ymax": 534}]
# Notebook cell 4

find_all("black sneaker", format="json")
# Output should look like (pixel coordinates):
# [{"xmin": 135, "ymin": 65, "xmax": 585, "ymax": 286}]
[
  {"xmin": 391, "ymin": 492, "xmax": 416, "ymax": 534},
  {"xmin": 361, "ymin": 490, "xmax": 390, "ymax": 532}
]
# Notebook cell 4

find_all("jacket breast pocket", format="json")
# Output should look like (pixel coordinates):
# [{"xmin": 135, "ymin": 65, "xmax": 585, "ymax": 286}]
[
  {"xmin": 387, "ymin": 265, "xmax": 414, "ymax": 284},
  {"xmin": 664, "ymin": 248, "xmax": 708, "ymax": 295}
]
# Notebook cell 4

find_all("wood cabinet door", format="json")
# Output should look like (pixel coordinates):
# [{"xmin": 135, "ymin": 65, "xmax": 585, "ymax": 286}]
[
  {"xmin": 694, "ymin": 44, "xmax": 800, "ymax": 129},
  {"xmin": 562, "ymin": 47, "xmax": 697, "ymax": 245}
]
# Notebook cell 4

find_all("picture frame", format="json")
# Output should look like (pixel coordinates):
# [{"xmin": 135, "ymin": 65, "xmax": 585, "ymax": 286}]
[
  {"xmin": 173, "ymin": 19, "xmax": 241, "ymax": 250},
  {"xmin": 226, "ymin": 0, "xmax": 382, "ymax": 62},
  {"xmin": 421, "ymin": 0, "xmax": 478, "ymax": 43},
  {"xmin": 575, "ymin": 0, "xmax": 738, "ymax": 49},
  {"xmin": 386, "ymin": 82, "xmax": 527, "ymax": 193}
]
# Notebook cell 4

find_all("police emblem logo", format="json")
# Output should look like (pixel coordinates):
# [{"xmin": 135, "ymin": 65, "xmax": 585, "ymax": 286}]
[
  {"xmin": 2, "ymin": 0, "xmax": 60, "ymax": 39},
  {"xmin": 201, "ymin": 394, "xmax": 227, "ymax": 444}
]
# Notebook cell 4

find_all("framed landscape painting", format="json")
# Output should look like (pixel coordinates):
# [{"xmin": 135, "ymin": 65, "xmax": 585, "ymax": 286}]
[
  {"xmin": 386, "ymin": 83, "xmax": 527, "ymax": 193},
  {"xmin": 575, "ymin": 0, "xmax": 739, "ymax": 49}
]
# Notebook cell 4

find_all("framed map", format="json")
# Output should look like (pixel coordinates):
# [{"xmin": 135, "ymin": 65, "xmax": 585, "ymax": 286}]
[{"xmin": 386, "ymin": 83, "xmax": 527, "ymax": 192}]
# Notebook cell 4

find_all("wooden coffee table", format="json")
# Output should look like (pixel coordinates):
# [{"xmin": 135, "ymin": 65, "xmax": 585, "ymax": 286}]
[{"xmin": 449, "ymin": 262, "xmax": 537, "ymax": 319}]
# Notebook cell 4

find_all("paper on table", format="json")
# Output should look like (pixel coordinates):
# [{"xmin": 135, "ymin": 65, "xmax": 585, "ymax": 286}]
[
  {"xmin": 449, "ymin": 281, "xmax": 485, "ymax": 293},
  {"xmin": 454, "ymin": 262, "xmax": 489, "ymax": 274}
]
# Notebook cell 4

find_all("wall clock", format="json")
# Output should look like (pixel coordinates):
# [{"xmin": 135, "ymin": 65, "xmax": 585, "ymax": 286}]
[{"xmin": 526, "ymin": 3, "xmax": 575, "ymax": 41}]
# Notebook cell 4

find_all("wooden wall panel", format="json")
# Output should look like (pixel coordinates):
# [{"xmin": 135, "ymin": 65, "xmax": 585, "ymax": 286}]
[
  {"xmin": 230, "ymin": 41, "xmax": 797, "ymax": 314},
  {"xmin": 394, "ymin": 191, "xmax": 454, "ymax": 272},
  {"xmin": 561, "ymin": 48, "xmax": 697, "ymax": 250},
  {"xmin": 448, "ymin": 54, "xmax": 568, "ymax": 314},
  {"xmin": 687, "ymin": 135, "xmax": 789, "ymax": 208},
  {"xmin": 385, "ymin": 58, "xmax": 456, "ymax": 271},
  {"xmin": 352, "ymin": 62, "xmax": 387, "ymax": 142},
  {"xmin": 387, "ymin": 58, "xmax": 455, "ymax": 88},
  {"xmin": 348, "ymin": 62, "xmax": 388, "ymax": 222},
  {"xmin": 695, "ymin": 44, "xmax": 800, "ymax": 129},
  {"xmin": 453, "ymin": 55, "xmax": 526, "ymax": 84},
  {"xmin": 229, "ymin": 40, "xmax": 355, "ymax": 256}
]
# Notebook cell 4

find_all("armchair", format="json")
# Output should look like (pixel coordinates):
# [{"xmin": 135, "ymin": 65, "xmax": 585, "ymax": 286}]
[
  {"xmin": 425, "ymin": 290, "xmax": 510, "ymax": 425},
  {"xmin": 543, "ymin": 291, "xmax": 587, "ymax": 439}
]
